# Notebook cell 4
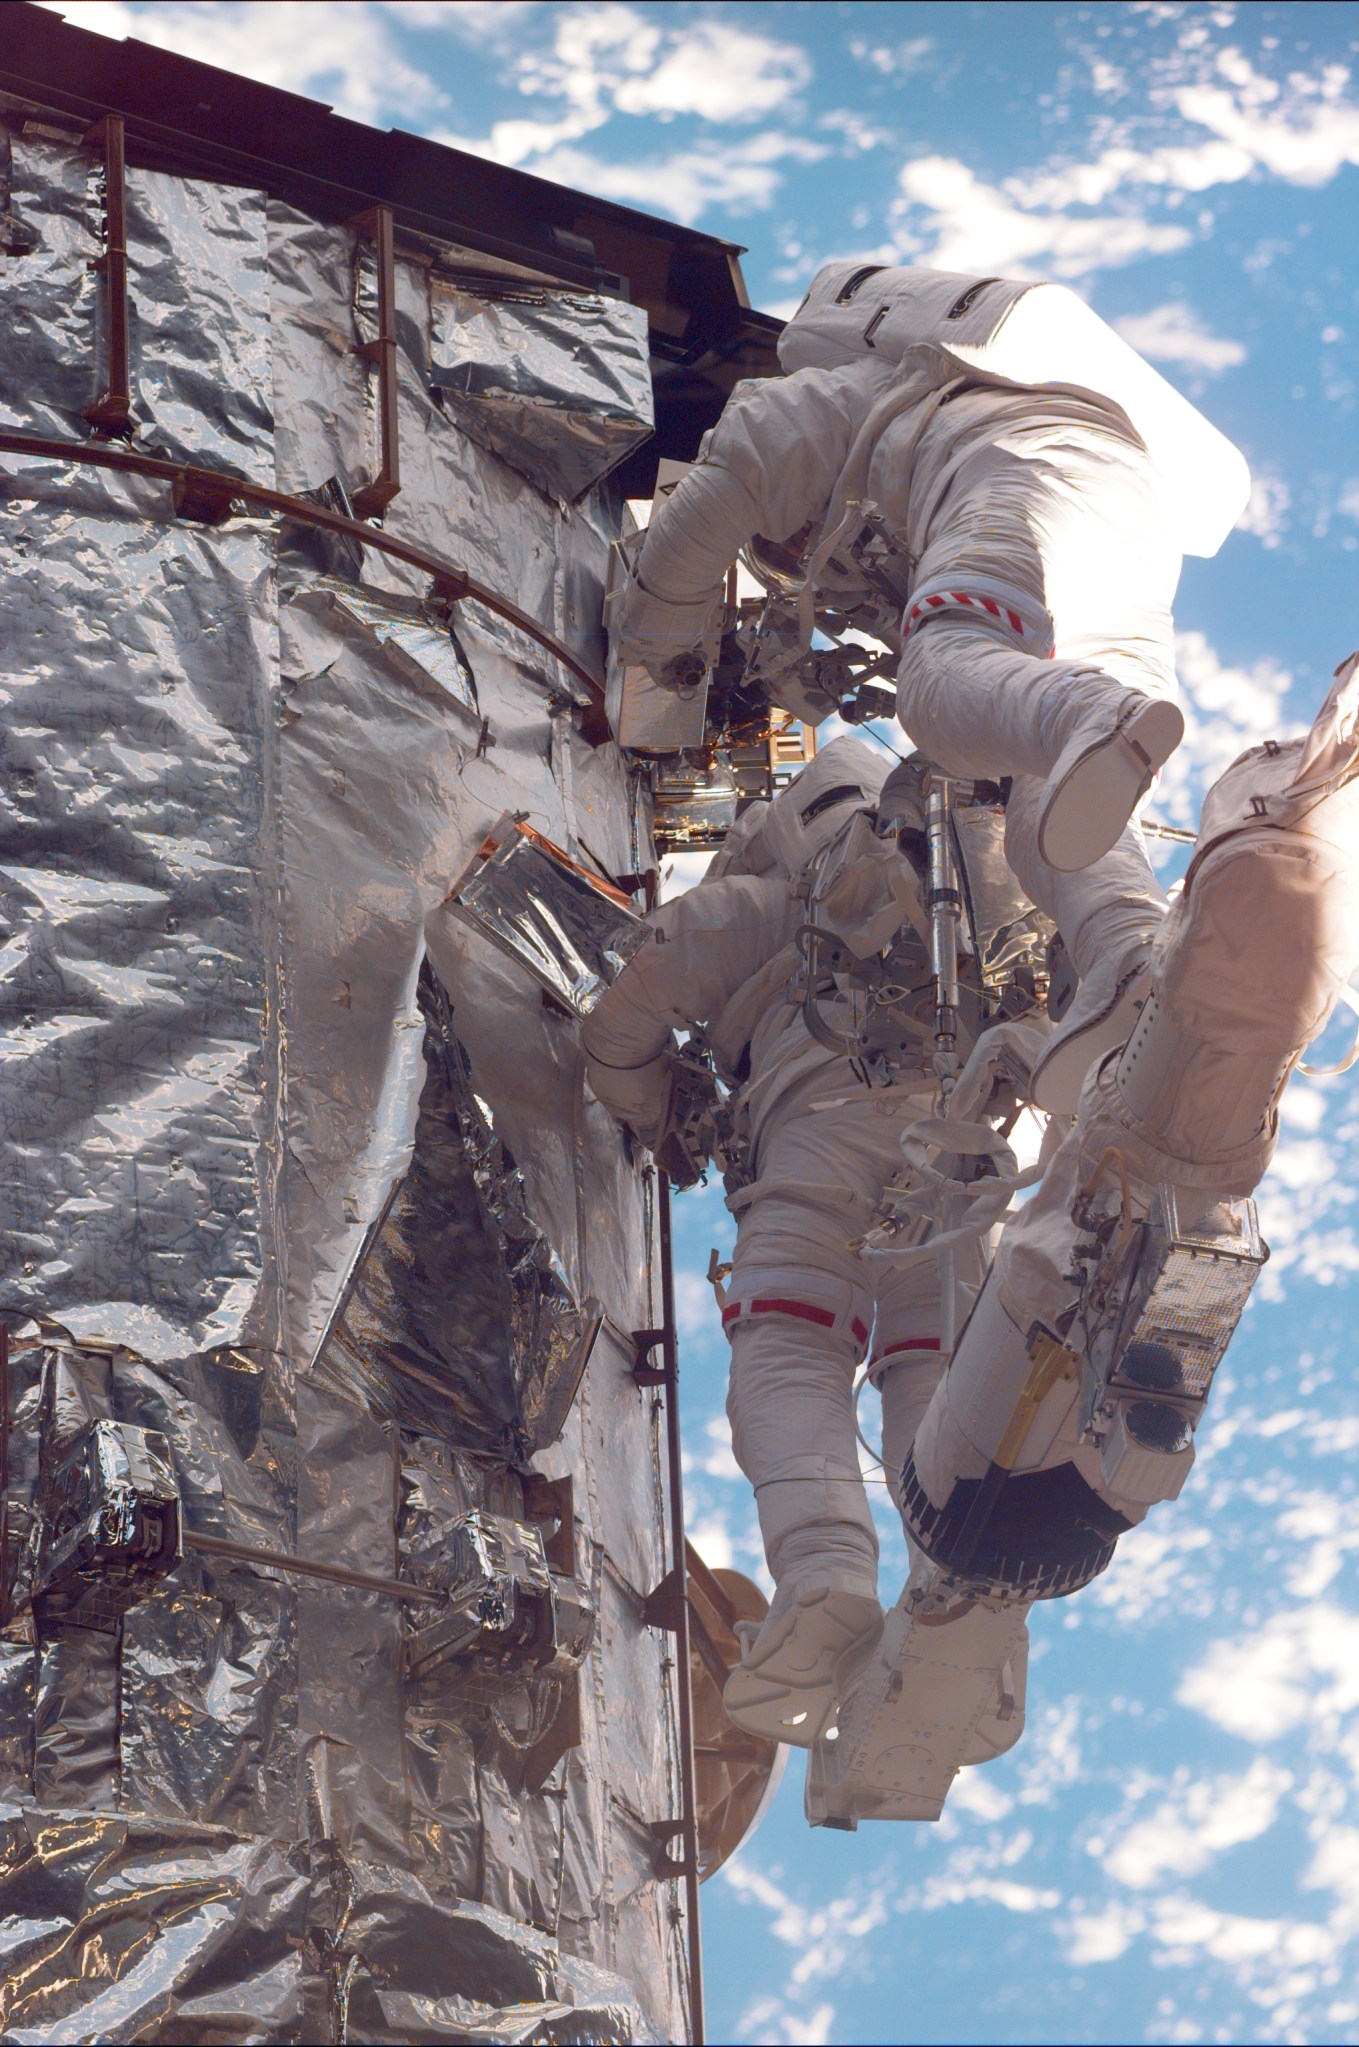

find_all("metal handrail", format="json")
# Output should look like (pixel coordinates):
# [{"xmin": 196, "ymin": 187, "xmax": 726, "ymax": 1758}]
[
  {"xmin": 656, "ymin": 1173, "xmax": 706, "ymax": 2044},
  {"xmin": 0, "ymin": 429, "xmax": 609, "ymax": 736}
]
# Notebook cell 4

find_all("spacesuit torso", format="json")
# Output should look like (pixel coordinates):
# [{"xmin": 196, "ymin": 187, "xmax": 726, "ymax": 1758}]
[{"xmin": 583, "ymin": 737, "xmax": 1048, "ymax": 1633}]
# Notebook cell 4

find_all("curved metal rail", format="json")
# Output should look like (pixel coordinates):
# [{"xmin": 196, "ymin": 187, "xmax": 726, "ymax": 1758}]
[{"xmin": 0, "ymin": 428, "xmax": 609, "ymax": 736}]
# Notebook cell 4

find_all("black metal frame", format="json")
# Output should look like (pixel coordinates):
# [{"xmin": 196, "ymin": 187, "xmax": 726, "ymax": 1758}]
[
  {"xmin": 0, "ymin": 429, "xmax": 610, "ymax": 738},
  {"xmin": 633, "ymin": 1177, "xmax": 707, "ymax": 2042}
]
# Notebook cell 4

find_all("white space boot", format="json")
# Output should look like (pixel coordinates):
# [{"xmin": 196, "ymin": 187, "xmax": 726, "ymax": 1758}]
[
  {"xmin": 1078, "ymin": 652, "xmax": 1359, "ymax": 1196},
  {"xmin": 724, "ymin": 1571, "xmax": 884, "ymax": 1748},
  {"xmin": 1006, "ymin": 786, "xmax": 1169, "ymax": 1116},
  {"xmin": 1031, "ymin": 937, "xmax": 1154, "ymax": 1115},
  {"xmin": 1037, "ymin": 693, "xmax": 1184, "ymax": 874},
  {"xmin": 724, "ymin": 1470, "xmax": 883, "ymax": 1747}
]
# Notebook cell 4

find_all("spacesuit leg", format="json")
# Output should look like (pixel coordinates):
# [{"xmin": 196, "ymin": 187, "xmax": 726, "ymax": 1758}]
[
  {"xmin": 720, "ymin": 1080, "xmax": 920, "ymax": 1746},
  {"xmin": 722, "ymin": 1282, "xmax": 884, "ymax": 1748},
  {"xmin": 867, "ymin": 1230, "xmax": 1028, "ymax": 1764},
  {"xmin": 896, "ymin": 425, "xmax": 1184, "ymax": 873},
  {"xmin": 1003, "ymin": 775, "xmax": 1169, "ymax": 1114},
  {"xmin": 908, "ymin": 657, "xmax": 1359, "ymax": 1582}
]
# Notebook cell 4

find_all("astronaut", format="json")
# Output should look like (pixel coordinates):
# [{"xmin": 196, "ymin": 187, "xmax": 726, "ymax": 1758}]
[
  {"xmin": 810, "ymin": 653, "xmax": 1359, "ymax": 1822},
  {"xmin": 583, "ymin": 734, "xmax": 1003, "ymax": 1748},
  {"xmin": 612, "ymin": 261, "xmax": 1251, "ymax": 1115}
]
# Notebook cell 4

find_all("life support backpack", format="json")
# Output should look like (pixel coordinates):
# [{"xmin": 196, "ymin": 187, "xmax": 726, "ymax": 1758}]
[
  {"xmin": 778, "ymin": 261, "xmax": 1249, "ymax": 559},
  {"xmin": 703, "ymin": 734, "xmax": 890, "ymax": 887}
]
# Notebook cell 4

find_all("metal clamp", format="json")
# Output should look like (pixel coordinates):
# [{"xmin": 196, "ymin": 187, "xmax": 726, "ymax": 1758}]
[
  {"xmin": 83, "ymin": 114, "xmax": 132, "ymax": 436},
  {"xmin": 631, "ymin": 1328, "xmax": 671, "ymax": 1388},
  {"xmin": 648, "ymin": 1816, "xmax": 695, "ymax": 1881},
  {"xmin": 350, "ymin": 205, "xmax": 401, "ymax": 519}
]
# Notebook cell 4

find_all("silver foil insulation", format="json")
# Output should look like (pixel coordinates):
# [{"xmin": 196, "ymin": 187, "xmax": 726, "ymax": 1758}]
[{"xmin": 0, "ymin": 112, "xmax": 685, "ymax": 2043}]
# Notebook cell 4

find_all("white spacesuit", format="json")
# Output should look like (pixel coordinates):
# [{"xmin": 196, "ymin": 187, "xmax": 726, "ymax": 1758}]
[
  {"xmin": 810, "ymin": 654, "xmax": 1359, "ymax": 1825},
  {"xmin": 584, "ymin": 736, "xmax": 996, "ymax": 1745},
  {"xmin": 613, "ymin": 261, "xmax": 1251, "ymax": 1114},
  {"xmin": 594, "ymin": 261, "xmax": 1266, "ymax": 1761}
]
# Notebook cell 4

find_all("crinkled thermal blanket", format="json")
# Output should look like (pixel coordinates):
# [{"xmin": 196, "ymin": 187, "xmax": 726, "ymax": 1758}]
[{"xmin": 0, "ymin": 119, "xmax": 684, "ymax": 2043}]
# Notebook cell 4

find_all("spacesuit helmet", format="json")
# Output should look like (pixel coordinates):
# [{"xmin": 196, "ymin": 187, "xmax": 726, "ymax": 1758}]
[
  {"xmin": 778, "ymin": 259, "xmax": 1250, "ymax": 556},
  {"xmin": 777, "ymin": 260, "xmax": 889, "ymax": 373},
  {"xmin": 776, "ymin": 259, "xmax": 993, "ymax": 375}
]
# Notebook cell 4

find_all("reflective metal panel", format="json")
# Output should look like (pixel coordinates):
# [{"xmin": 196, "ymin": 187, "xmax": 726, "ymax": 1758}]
[
  {"xmin": 0, "ymin": 114, "xmax": 686, "ymax": 2046},
  {"xmin": 430, "ymin": 280, "xmax": 653, "ymax": 504},
  {"xmin": 448, "ymin": 817, "xmax": 651, "ymax": 1017}
]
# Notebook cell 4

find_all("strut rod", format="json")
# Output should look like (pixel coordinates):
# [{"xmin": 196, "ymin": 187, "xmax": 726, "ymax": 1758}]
[
  {"xmin": 656, "ymin": 1173, "xmax": 706, "ymax": 2044},
  {"xmin": 186, "ymin": 1530, "xmax": 442, "ymax": 1605},
  {"xmin": 350, "ymin": 205, "xmax": 401, "ymax": 519},
  {"xmin": 83, "ymin": 115, "xmax": 132, "ymax": 436},
  {"xmin": 0, "ymin": 430, "xmax": 609, "ymax": 738}
]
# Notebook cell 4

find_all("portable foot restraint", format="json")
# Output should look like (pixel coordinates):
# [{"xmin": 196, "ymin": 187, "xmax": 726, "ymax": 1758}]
[{"xmin": 805, "ymin": 1558, "xmax": 1028, "ymax": 1827}]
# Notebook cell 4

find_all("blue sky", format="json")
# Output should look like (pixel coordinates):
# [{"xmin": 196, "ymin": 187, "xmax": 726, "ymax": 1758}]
[{"xmin": 51, "ymin": 4, "xmax": 1359, "ymax": 2041}]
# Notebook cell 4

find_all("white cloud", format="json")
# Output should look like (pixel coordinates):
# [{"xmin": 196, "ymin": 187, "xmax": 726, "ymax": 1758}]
[
  {"xmin": 41, "ymin": 0, "xmax": 448, "ymax": 128},
  {"xmin": 1147, "ymin": 1893, "xmax": 1337, "ymax": 1971},
  {"xmin": 1016, "ymin": 1699, "xmax": 1083, "ymax": 1806},
  {"xmin": 388, "ymin": 0, "xmax": 536, "ymax": 33},
  {"xmin": 846, "ymin": 34, "xmax": 933, "ymax": 80},
  {"xmin": 1152, "ymin": 628, "xmax": 1300, "ymax": 832},
  {"xmin": 673, "ymin": 1266, "xmax": 718, "ymax": 1341},
  {"xmin": 1090, "ymin": 60, "xmax": 1130, "ymax": 101},
  {"xmin": 57, "ymin": 0, "xmax": 819, "ymax": 224},
  {"xmin": 1278, "ymin": 1492, "xmax": 1359, "ymax": 1601},
  {"xmin": 611, "ymin": 19, "xmax": 810, "ymax": 123},
  {"xmin": 737, "ymin": 1997, "xmax": 836, "ymax": 2047},
  {"xmin": 1174, "ymin": 49, "xmax": 1359, "ymax": 188},
  {"xmin": 1177, "ymin": 1605, "xmax": 1359, "ymax": 1742},
  {"xmin": 921, "ymin": 1872, "xmax": 1061, "ymax": 1912},
  {"xmin": 685, "ymin": 1514, "xmax": 735, "ymax": 1572},
  {"xmin": 1006, "ymin": 136, "xmax": 1256, "ymax": 213},
  {"xmin": 947, "ymin": 1771, "xmax": 1014, "ymax": 1822},
  {"xmin": 1062, "ymin": 1898, "xmax": 1146, "ymax": 1964},
  {"xmin": 1304, "ymin": 1825, "xmax": 1359, "ymax": 1914},
  {"xmin": 696, "ymin": 1413, "xmax": 742, "ymax": 1481},
  {"xmin": 889, "ymin": 44, "xmax": 1359, "ymax": 285},
  {"xmin": 1102, "ymin": 1759, "xmax": 1292, "ymax": 1889},
  {"xmin": 1236, "ymin": 472, "xmax": 1292, "ymax": 547},
  {"xmin": 721, "ymin": 1859, "xmax": 890, "ymax": 1990},
  {"xmin": 1087, "ymin": 1519, "xmax": 1214, "ymax": 1626},
  {"xmin": 891, "ymin": 155, "xmax": 1191, "ymax": 280},
  {"xmin": 819, "ymin": 109, "xmax": 895, "ymax": 155},
  {"xmin": 440, "ymin": 3, "xmax": 813, "ymax": 200},
  {"xmin": 1113, "ymin": 302, "xmax": 1246, "ymax": 372},
  {"xmin": 467, "ymin": 135, "xmax": 827, "ymax": 226}
]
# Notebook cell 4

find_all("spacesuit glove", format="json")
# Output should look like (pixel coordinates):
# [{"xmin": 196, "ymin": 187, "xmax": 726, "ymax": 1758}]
[{"xmin": 584, "ymin": 1045, "xmax": 674, "ymax": 1146}]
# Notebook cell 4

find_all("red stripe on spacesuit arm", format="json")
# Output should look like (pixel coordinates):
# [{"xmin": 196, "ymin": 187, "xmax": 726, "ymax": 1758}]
[{"xmin": 904, "ymin": 593, "xmax": 1028, "ymax": 639}]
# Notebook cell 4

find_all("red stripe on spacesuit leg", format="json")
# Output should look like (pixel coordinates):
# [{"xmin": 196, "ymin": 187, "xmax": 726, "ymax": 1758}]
[
  {"xmin": 751, "ymin": 1297, "xmax": 835, "ymax": 1327},
  {"xmin": 868, "ymin": 1337, "xmax": 941, "ymax": 1369},
  {"xmin": 722, "ymin": 1298, "xmax": 870, "ymax": 1347}
]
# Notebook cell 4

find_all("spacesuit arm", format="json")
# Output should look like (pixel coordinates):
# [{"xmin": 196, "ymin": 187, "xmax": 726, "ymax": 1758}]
[
  {"xmin": 581, "ymin": 873, "xmax": 801, "ymax": 1131},
  {"xmin": 612, "ymin": 364, "xmax": 881, "ymax": 674}
]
